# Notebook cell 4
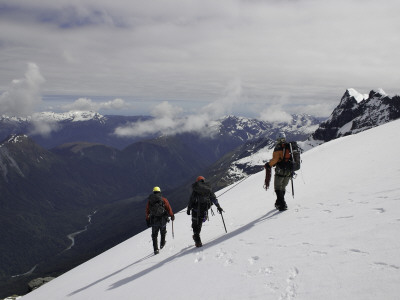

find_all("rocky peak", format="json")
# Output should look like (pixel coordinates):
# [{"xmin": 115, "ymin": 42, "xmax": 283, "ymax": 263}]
[{"xmin": 308, "ymin": 88, "xmax": 400, "ymax": 144}]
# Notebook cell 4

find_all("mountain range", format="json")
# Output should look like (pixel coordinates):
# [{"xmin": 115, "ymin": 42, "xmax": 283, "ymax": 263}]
[
  {"xmin": 217, "ymin": 88, "xmax": 400, "ymax": 186},
  {"xmin": 0, "ymin": 112, "xmax": 319, "ymax": 297},
  {"xmin": 18, "ymin": 116, "xmax": 400, "ymax": 300},
  {"xmin": 1, "ymin": 88, "xmax": 399, "ymax": 298},
  {"xmin": 304, "ymin": 88, "xmax": 400, "ymax": 148}
]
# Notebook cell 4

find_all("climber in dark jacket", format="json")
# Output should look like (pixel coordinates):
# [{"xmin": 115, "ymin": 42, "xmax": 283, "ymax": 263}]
[{"xmin": 187, "ymin": 176, "xmax": 223, "ymax": 247}]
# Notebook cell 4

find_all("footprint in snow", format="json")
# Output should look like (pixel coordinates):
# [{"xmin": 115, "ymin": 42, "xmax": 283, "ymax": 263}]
[
  {"xmin": 215, "ymin": 249, "xmax": 227, "ymax": 260},
  {"xmin": 312, "ymin": 250, "xmax": 327, "ymax": 256},
  {"xmin": 248, "ymin": 256, "xmax": 260, "ymax": 265},
  {"xmin": 259, "ymin": 266, "xmax": 273, "ymax": 275},
  {"xmin": 373, "ymin": 262, "xmax": 400, "ymax": 270},
  {"xmin": 194, "ymin": 251, "xmax": 205, "ymax": 263},
  {"xmin": 279, "ymin": 267, "xmax": 299, "ymax": 300},
  {"xmin": 373, "ymin": 208, "xmax": 385, "ymax": 213},
  {"xmin": 348, "ymin": 249, "xmax": 369, "ymax": 255},
  {"xmin": 224, "ymin": 258, "xmax": 234, "ymax": 266}
]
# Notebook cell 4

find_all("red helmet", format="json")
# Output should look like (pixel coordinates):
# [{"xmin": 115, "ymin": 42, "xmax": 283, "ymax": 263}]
[{"xmin": 196, "ymin": 176, "xmax": 205, "ymax": 182}]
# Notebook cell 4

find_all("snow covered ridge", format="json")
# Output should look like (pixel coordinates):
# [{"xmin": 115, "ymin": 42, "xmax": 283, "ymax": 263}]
[
  {"xmin": 306, "ymin": 88, "xmax": 400, "ymax": 147},
  {"xmin": 7, "ymin": 135, "xmax": 28, "ymax": 144},
  {"xmin": 347, "ymin": 88, "xmax": 369, "ymax": 103},
  {"xmin": 347, "ymin": 87, "xmax": 388, "ymax": 103},
  {"xmin": 0, "ymin": 135, "xmax": 28, "ymax": 148},
  {"xmin": 212, "ymin": 114, "xmax": 319, "ymax": 140},
  {"xmin": 0, "ymin": 111, "xmax": 106, "ymax": 123},
  {"xmin": 20, "ymin": 119, "xmax": 400, "ymax": 300}
]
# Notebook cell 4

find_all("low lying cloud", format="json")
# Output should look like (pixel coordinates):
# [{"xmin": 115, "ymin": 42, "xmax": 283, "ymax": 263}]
[
  {"xmin": 0, "ymin": 63, "xmax": 45, "ymax": 117},
  {"xmin": 29, "ymin": 115, "xmax": 60, "ymax": 137},
  {"xmin": 258, "ymin": 105, "xmax": 293, "ymax": 123},
  {"xmin": 62, "ymin": 97, "xmax": 128, "ymax": 112},
  {"xmin": 114, "ymin": 78, "xmax": 243, "ymax": 137},
  {"xmin": 114, "ymin": 101, "xmax": 209, "ymax": 137}
]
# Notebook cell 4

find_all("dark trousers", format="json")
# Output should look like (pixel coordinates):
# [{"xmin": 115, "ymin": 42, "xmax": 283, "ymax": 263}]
[
  {"xmin": 191, "ymin": 210, "xmax": 207, "ymax": 241},
  {"xmin": 151, "ymin": 226, "xmax": 166, "ymax": 250}
]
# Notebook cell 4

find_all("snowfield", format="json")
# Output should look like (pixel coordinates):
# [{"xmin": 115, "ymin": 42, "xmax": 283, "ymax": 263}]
[{"xmin": 22, "ymin": 119, "xmax": 400, "ymax": 300}]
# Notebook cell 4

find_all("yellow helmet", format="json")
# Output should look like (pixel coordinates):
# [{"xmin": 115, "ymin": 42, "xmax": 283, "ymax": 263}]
[{"xmin": 153, "ymin": 186, "xmax": 161, "ymax": 192}]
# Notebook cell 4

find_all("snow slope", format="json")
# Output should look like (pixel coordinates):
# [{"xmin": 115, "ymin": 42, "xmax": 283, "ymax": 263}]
[{"xmin": 21, "ymin": 120, "xmax": 400, "ymax": 300}]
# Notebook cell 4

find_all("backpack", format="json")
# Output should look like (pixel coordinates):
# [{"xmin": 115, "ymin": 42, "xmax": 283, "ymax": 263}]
[
  {"xmin": 281, "ymin": 142, "xmax": 301, "ymax": 172},
  {"xmin": 192, "ymin": 181, "xmax": 213, "ymax": 210},
  {"xmin": 148, "ymin": 193, "xmax": 166, "ymax": 217}
]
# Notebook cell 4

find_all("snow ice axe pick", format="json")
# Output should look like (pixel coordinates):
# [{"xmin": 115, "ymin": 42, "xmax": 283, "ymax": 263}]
[
  {"xmin": 289, "ymin": 142, "xmax": 295, "ymax": 198},
  {"xmin": 220, "ymin": 210, "xmax": 227, "ymax": 233},
  {"xmin": 172, "ymin": 220, "xmax": 174, "ymax": 239}
]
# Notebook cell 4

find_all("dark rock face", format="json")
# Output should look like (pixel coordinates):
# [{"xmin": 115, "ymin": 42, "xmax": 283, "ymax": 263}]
[
  {"xmin": 28, "ymin": 277, "xmax": 55, "ymax": 291},
  {"xmin": 311, "ymin": 89, "xmax": 400, "ymax": 142}
]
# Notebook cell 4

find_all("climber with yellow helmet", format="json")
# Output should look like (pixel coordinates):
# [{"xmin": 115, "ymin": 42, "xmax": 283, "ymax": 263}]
[{"xmin": 145, "ymin": 186, "xmax": 174, "ymax": 255}]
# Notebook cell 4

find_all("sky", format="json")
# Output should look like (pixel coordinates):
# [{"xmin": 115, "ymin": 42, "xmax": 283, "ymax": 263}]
[
  {"xmin": 19, "ymin": 119, "xmax": 400, "ymax": 300},
  {"xmin": 1, "ymin": 0, "xmax": 400, "ymax": 120}
]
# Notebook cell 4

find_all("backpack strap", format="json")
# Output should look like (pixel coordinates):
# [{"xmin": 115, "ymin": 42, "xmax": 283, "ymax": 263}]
[{"xmin": 282, "ymin": 143, "xmax": 286, "ymax": 160}]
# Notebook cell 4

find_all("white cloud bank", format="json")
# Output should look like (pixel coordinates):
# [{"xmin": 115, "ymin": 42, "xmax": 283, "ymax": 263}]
[
  {"xmin": 0, "ymin": 63, "xmax": 45, "ymax": 117},
  {"xmin": 62, "ymin": 97, "xmax": 129, "ymax": 112},
  {"xmin": 1, "ymin": 0, "xmax": 399, "ymax": 118},
  {"xmin": 258, "ymin": 105, "xmax": 292, "ymax": 123},
  {"xmin": 114, "ymin": 78, "xmax": 243, "ymax": 137}
]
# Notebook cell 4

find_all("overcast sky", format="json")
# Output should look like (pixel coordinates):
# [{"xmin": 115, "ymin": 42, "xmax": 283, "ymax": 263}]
[{"xmin": 0, "ymin": 0, "xmax": 399, "ymax": 120}]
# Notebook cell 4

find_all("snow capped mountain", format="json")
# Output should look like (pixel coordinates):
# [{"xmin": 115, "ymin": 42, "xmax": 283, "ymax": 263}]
[
  {"xmin": 19, "ymin": 119, "xmax": 400, "ymax": 300},
  {"xmin": 347, "ymin": 88, "xmax": 369, "ymax": 103},
  {"xmin": 2, "ymin": 134, "xmax": 29, "ymax": 145},
  {"xmin": 0, "ymin": 112, "xmax": 320, "ymax": 150},
  {"xmin": 0, "ymin": 111, "xmax": 106, "ymax": 123},
  {"xmin": 213, "ymin": 114, "xmax": 320, "ymax": 142},
  {"xmin": 303, "ymin": 88, "xmax": 400, "ymax": 150},
  {"xmin": 32, "ymin": 111, "xmax": 107, "ymax": 123}
]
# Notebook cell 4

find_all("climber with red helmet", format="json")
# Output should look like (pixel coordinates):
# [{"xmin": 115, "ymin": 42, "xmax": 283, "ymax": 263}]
[{"xmin": 187, "ymin": 176, "xmax": 223, "ymax": 247}]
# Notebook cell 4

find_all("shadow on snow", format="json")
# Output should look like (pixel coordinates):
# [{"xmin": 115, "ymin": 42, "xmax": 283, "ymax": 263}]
[{"xmin": 69, "ymin": 209, "xmax": 281, "ymax": 296}]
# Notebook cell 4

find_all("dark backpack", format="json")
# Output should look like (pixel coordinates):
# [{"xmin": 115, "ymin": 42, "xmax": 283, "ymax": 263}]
[
  {"xmin": 192, "ymin": 181, "xmax": 213, "ymax": 210},
  {"xmin": 148, "ymin": 193, "xmax": 166, "ymax": 217},
  {"xmin": 282, "ymin": 142, "xmax": 301, "ymax": 171}
]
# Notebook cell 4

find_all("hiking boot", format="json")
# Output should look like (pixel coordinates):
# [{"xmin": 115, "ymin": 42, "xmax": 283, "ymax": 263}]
[
  {"xmin": 193, "ymin": 234, "xmax": 202, "ymax": 247},
  {"xmin": 152, "ymin": 238, "xmax": 159, "ymax": 253},
  {"xmin": 275, "ymin": 202, "xmax": 287, "ymax": 211},
  {"xmin": 275, "ymin": 190, "xmax": 287, "ymax": 211},
  {"xmin": 154, "ymin": 249, "xmax": 159, "ymax": 255},
  {"xmin": 160, "ymin": 240, "xmax": 166, "ymax": 249}
]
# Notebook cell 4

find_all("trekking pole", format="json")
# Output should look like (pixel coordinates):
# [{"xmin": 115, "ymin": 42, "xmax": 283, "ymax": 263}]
[
  {"xmin": 220, "ymin": 211, "xmax": 227, "ymax": 233},
  {"xmin": 290, "ymin": 175, "xmax": 294, "ymax": 198},
  {"xmin": 172, "ymin": 220, "xmax": 174, "ymax": 239},
  {"xmin": 289, "ymin": 142, "xmax": 295, "ymax": 198}
]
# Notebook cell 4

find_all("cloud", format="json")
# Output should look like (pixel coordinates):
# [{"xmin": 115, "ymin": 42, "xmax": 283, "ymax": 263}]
[
  {"xmin": 29, "ymin": 115, "xmax": 60, "ymax": 137},
  {"xmin": 258, "ymin": 105, "xmax": 293, "ymax": 123},
  {"xmin": 0, "ymin": 63, "xmax": 45, "ymax": 117},
  {"xmin": 114, "ymin": 101, "xmax": 193, "ymax": 137},
  {"xmin": 114, "ymin": 77, "xmax": 243, "ymax": 137},
  {"xmin": 62, "ymin": 97, "xmax": 129, "ymax": 112},
  {"xmin": 1, "ymin": 1, "xmax": 400, "ymax": 118}
]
